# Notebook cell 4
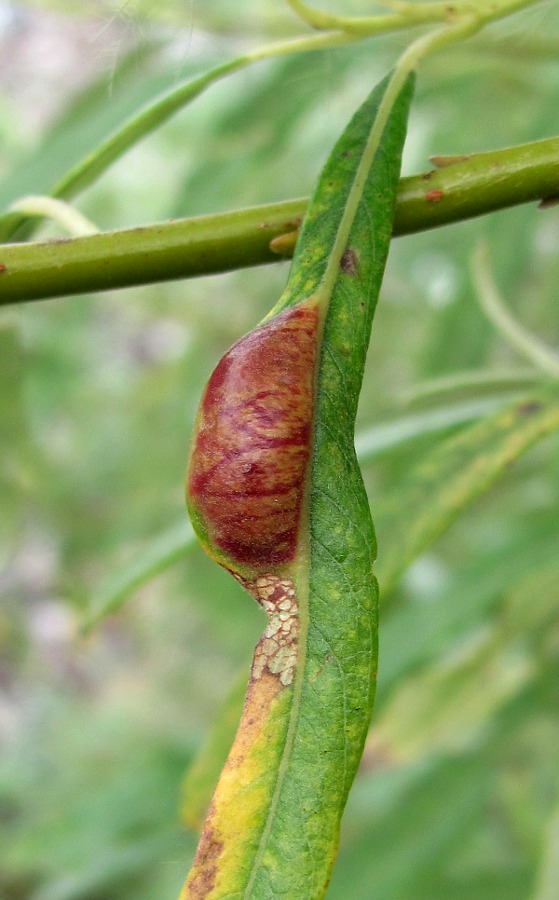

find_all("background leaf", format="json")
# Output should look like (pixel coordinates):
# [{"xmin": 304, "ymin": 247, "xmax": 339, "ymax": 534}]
[{"xmin": 376, "ymin": 385, "xmax": 559, "ymax": 592}]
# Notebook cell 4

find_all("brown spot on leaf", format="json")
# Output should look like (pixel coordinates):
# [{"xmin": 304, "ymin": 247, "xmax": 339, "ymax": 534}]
[
  {"xmin": 517, "ymin": 401, "xmax": 541, "ymax": 416},
  {"xmin": 186, "ymin": 817, "xmax": 223, "ymax": 898},
  {"xmin": 425, "ymin": 189, "xmax": 444, "ymax": 203},
  {"xmin": 181, "ymin": 666, "xmax": 285, "ymax": 896},
  {"xmin": 0, "ymin": 263, "xmax": 6, "ymax": 273},
  {"xmin": 341, "ymin": 248, "xmax": 359, "ymax": 276},
  {"xmin": 430, "ymin": 153, "xmax": 470, "ymax": 168}
]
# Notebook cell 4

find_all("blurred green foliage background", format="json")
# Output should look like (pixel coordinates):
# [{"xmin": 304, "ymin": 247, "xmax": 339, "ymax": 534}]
[{"xmin": 1, "ymin": 1, "xmax": 559, "ymax": 898}]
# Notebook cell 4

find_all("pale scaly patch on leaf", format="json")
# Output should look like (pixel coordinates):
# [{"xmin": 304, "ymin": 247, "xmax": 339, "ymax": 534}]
[{"xmin": 247, "ymin": 576, "xmax": 299, "ymax": 687}]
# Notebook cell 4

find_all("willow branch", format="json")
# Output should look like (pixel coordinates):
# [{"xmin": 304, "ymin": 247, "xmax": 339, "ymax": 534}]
[{"xmin": 0, "ymin": 136, "xmax": 558, "ymax": 306}]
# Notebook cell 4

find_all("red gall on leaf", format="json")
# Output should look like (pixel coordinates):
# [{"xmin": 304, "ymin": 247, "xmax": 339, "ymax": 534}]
[{"xmin": 187, "ymin": 297, "xmax": 320, "ymax": 580}]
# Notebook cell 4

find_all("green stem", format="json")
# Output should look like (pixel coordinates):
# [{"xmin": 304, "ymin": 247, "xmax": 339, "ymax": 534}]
[
  {"xmin": 285, "ymin": 0, "xmax": 542, "ymax": 34},
  {"xmin": 0, "ymin": 0, "xmax": 542, "ymax": 246},
  {"xmin": 284, "ymin": 0, "xmax": 443, "ymax": 33},
  {"xmin": 472, "ymin": 241, "xmax": 559, "ymax": 377},
  {"xmin": 0, "ymin": 41, "xmax": 348, "ymax": 244},
  {"xmin": 9, "ymin": 196, "xmax": 100, "ymax": 237},
  {"xmin": 1, "ymin": 136, "xmax": 558, "ymax": 306}
]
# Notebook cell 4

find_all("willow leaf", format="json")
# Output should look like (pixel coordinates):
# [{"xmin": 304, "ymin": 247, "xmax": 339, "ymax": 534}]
[
  {"xmin": 80, "ymin": 520, "xmax": 195, "ymax": 634},
  {"xmin": 0, "ymin": 324, "xmax": 28, "ymax": 567},
  {"xmin": 181, "ymin": 72, "xmax": 414, "ymax": 898},
  {"xmin": 0, "ymin": 57, "xmax": 246, "ymax": 242},
  {"xmin": 377, "ymin": 385, "xmax": 559, "ymax": 594}
]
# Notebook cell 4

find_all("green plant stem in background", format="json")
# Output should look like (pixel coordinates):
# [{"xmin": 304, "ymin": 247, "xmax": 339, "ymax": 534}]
[
  {"xmin": 9, "ymin": 195, "xmax": 100, "ymax": 237},
  {"xmin": 1, "ymin": 135, "xmax": 558, "ymax": 306},
  {"xmin": 472, "ymin": 241, "xmax": 559, "ymax": 377},
  {"xmin": 0, "ymin": 0, "xmax": 543, "ymax": 247},
  {"xmin": 286, "ymin": 0, "xmax": 542, "ymax": 34},
  {"xmin": 284, "ymin": 0, "xmax": 446, "ymax": 32},
  {"xmin": 0, "ymin": 0, "xmax": 538, "ymax": 244}
]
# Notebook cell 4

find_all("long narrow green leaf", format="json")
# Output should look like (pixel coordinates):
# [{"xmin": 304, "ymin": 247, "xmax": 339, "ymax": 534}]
[
  {"xmin": 181, "ymin": 71, "xmax": 414, "ymax": 897},
  {"xmin": 0, "ymin": 41, "xmax": 163, "ymax": 209},
  {"xmin": 0, "ymin": 323, "xmax": 28, "ymax": 567},
  {"xmin": 532, "ymin": 803, "xmax": 559, "ymax": 900},
  {"xmin": 376, "ymin": 385, "xmax": 559, "ymax": 593},
  {"xmin": 364, "ymin": 628, "xmax": 533, "ymax": 766},
  {"xmin": 0, "ymin": 56, "xmax": 248, "ymax": 242},
  {"xmin": 80, "ymin": 521, "xmax": 195, "ymax": 634},
  {"xmin": 327, "ymin": 752, "xmax": 499, "ymax": 900},
  {"xmin": 355, "ymin": 394, "xmax": 515, "ymax": 459}
]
